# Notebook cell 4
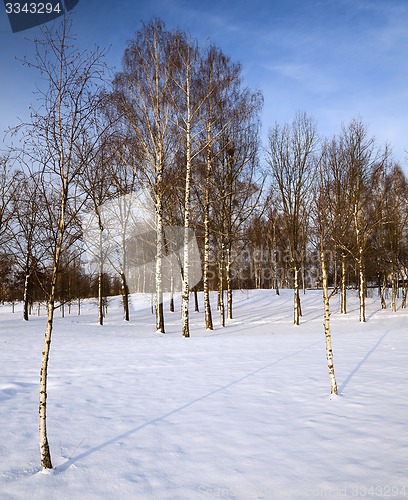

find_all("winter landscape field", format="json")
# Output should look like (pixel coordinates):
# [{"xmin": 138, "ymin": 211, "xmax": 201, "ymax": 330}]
[{"xmin": 1, "ymin": 289, "xmax": 408, "ymax": 499}]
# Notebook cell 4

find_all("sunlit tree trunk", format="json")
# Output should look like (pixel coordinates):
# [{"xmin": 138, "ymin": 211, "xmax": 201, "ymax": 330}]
[
  {"xmin": 155, "ymin": 202, "xmax": 165, "ymax": 332},
  {"xmin": 293, "ymin": 262, "xmax": 301, "ymax": 325},
  {"xmin": 341, "ymin": 253, "xmax": 347, "ymax": 314},
  {"xmin": 380, "ymin": 274, "xmax": 387, "ymax": 309},
  {"xmin": 203, "ymin": 125, "xmax": 213, "ymax": 329},
  {"xmin": 23, "ymin": 249, "xmax": 31, "ymax": 321},
  {"xmin": 320, "ymin": 243, "xmax": 338, "ymax": 396},
  {"xmin": 402, "ymin": 279, "xmax": 407, "ymax": 309},
  {"xmin": 226, "ymin": 245, "xmax": 233, "ymax": 319},
  {"xmin": 218, "ymin": 247, "xmax": 225, "ymax": 327},
  {"xmin": 358, "ymin": 251, "xmax": 366, "ymax": 323},
  {"xmin": 40, "ymin": 186, "xmax": 67, "ymax": 470},
  {"xmin": 391, "ymin": 270, "xmax": 397, "ymax": 312}
]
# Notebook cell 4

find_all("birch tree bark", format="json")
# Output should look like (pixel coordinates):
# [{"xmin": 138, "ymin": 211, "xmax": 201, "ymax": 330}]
[
  {"xmin": 203, "ymin": 129, "xmax": 214, "ymax": 329},
  {"xmin": 320, "ymin": 242, "xmax": 338, "ymax": 396},
  {"xmin": 314, "ymin": 154, "xmax": 338, "ymax": 396},
  {"xmin": 340, "ymin": 253, "xmax": 347, "ymax": 314}
]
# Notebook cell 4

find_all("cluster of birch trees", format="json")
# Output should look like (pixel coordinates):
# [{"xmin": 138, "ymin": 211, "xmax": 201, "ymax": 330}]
[
  {"xmin": 1, "ymin": 18, "xmax": 264, "ymax": 337},
  {"xmin": 1, "ymin": 20, "xmax": 408, "ymax": 334},
  {"xmin": 0, "ymin": 15, "xmax": 407, "ymax": 470}
]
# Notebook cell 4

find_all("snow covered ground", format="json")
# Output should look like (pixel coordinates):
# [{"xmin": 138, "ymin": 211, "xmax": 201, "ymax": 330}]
[{"xmin": 1, "ymin": 289, "xmax": 408, "ymax": 499}]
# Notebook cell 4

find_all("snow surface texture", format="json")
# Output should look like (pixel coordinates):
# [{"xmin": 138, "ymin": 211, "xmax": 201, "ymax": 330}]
[{"xmin": 1, "ymin": 290, "xmax": 408, "ymax": 499}]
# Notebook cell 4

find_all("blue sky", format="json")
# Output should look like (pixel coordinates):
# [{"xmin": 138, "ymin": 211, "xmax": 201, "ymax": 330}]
[{"xmin": 1, "ymin": 0, "xmax": 407, "ymax": 165}]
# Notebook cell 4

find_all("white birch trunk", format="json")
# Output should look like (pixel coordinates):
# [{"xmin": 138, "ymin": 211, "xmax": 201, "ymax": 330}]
[
  {"xmin": 203, "ymin": 126, "xmax": 213, "ymax": 330},
  {"xmin": 354, "ymin": 203, "xmax": 366, "ymax": 323},
  {"xmin": 23, "ymin": 272, "xmax": 30, "ymax": 321},
  {"xmin": 391, "ymin": 271, "xmax": 397, "ymax": 312},
  {"xmin": 358, "ymin": 252, "xmax": 366, "ymax": 323},
  {"xmin": 380, "ymin": 274, "xmax": 387, "ymax": 309},
  {"xmin": 181, "ymin": 86, "xmax": 192, "ymax": 338},
  {"xmin": 39, "ymin": 300, "xmax": 54, "ymax": 470},
  {"xmin": 218, "ymin": 255, "xmax": 225, "ymax": 327},
  {"xmin": 320, "ymin": 245, "xmax": 338, "ymax": 396},
  {"xmin": 155, "ymin": 208, "xmax": 165, "ymax": 332},
  {"xmin": 181, "ymin": 223, "xmax": 190, "ymax": 337},
  {"xmin": 226, "ymin": 246, "xmax": 233, "ymax": 319},
  {"xmin": 39, "ymin": 190, "xmax": 67, "ymax": 470},
  {"xmin": 402, "ymin": 284, "xmax": 407, "ymax": 309},
  {"xmin": 293, "ymin": 264, "xmax": 301, "ymax": 325},
  {"xmin": 272, "ymin": 224, "xmax": 280, "ymax": 295},
  {"xmin": 341, "ymin": 253, "xmax": 347, "ymax": 314}
]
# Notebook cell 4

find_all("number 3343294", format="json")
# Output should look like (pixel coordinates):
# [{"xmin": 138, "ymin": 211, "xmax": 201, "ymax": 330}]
[{"xmin": 5, "ymin": 3, "xmax": 62, "ymax": 14}]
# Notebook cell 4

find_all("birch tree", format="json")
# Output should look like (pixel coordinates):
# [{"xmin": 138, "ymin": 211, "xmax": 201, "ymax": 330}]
[
  {"xmin": 319, "ymin": 138, "xmax": 354, "ymax": 314},
  {"xmin": 200, "ymin": 63, "xmax": 262, "ymax": 325},
  {"xmin": 340, "ymin": 120, "xmax": 387, "ymax": 322},
  {"xmin": 193, "ymin": 46, "xmax": 250, "ymax": 328},
  {"xmin": 376, "ymin": 164, "xmax": 408, "ymax": 310},
  {"xmin": 169, "ymin": 33, "xmax": 201, "ymax": 338},
  {"xmin": 108, "ymin": 161, "xmax": 139, "ymax": 321},
  {"xmin": 314, "ymin": 147, "xmax": 340, "ymax": 395},
  {"xmin": 195, "ymin": 46, "xmax": 237, "ymax": 330},
  {"xmin": 80, "ymin": 125, "xmax": 117, "ymax": 325},
  {"xmin": 266, "ymin": 112, "xmax": 317, "ymax": 325},
  {"xmin": 19, "ymin": 18, "xmax": 108, "ymax": 470},
  {"xmin": 7, "ymin": 171, "xmax": 48, "ymax": 320},
  {"xmin": 113, "ymin": 19, "xmax": 177, "ymax": 333}
]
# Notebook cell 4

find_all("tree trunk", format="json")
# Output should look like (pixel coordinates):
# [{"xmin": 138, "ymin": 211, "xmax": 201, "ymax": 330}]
[
  {"xmin": 97, "ymin": 218, "xmax": 104, "ymax": 326},
  {"xmin": 23, "ymin": 272, "xmax": 30, "ymax": 321},
  {"xmin": 402, "ymin": 280, "xmax": 407, "ymax": 309},
  {"xmin": 218, "ymin": 255, "xmax": 225, "ymax": 327},
  {"xmin": 358, "ymin": 252, "xmax": 366, "ymax": 323},
  {"xmin": 155, "ymin": 207, "xmax": 165, "ymax": 333},
  {"xmin": 391, "ymin": 271, "xmax": 397, "ymax": 312},
  {"xmin": 272, "ymin": 223, "xmax": 280, "ymax": 295},
  {"xmin": 380, "ymin": 274, "xmax": 387, "ymax": 309},
  {"xmin": 169, "ymin": 270, "xmax": 175, "ymax": 312},
  {"xmin": 194, "ymin": 288, "xmax": 199, "ymax": 312},
  {"xmin": 121, "ymin": 271, "xmax": 130, "ymax": 321},
  {"xmin": 320, "ymin": 244, "xmax": 338, "ymax": 396},
  {"xmin": 40, "ymin": 299, "xmax": 54, "ymax": 470},
  {"xmin": 203, "ymin": 126, "xmax": 213, "ymax": 330},
  {"xmin": 293, "ymin": 263, "xmax": 301, "ymax": 325},
  {"xmin": 341, "ymin": 253, "xmax": 347, "ymax": 314},
  {"xmin": 226, "ymin": 245, "xmax": 233, "ymax": 320},
  {"xmin": 98, "ymin": 274, "xmax": 104, "ymax": 326},
  {"xmin": 181, "ymin": 59, "xmax": 193, "ymax": 339},
  {"xmin": 39, "ymin": 191, "xmax": 67, "ymax": 470},
  {"xmin": 121, "ymin": 222, "xmax": 130, "ymax": 321}
]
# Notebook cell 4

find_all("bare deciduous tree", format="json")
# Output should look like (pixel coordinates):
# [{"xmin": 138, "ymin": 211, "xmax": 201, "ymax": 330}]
[
  {"xmin": 266, "ymin": 112, "xmax": 318, "ymax": 325},
  {"xmin": 19, "ymin": 18, "xmax": 108, "ymax": 469},
  {"xmin": 113, "ymin": 19, "xmax": 178, "ymax": 333}
]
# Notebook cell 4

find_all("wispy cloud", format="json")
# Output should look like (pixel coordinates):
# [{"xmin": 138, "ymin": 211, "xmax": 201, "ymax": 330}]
[{"xmin": 263, "ymin": 62, "xmax": 338, "ymax": 95}]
